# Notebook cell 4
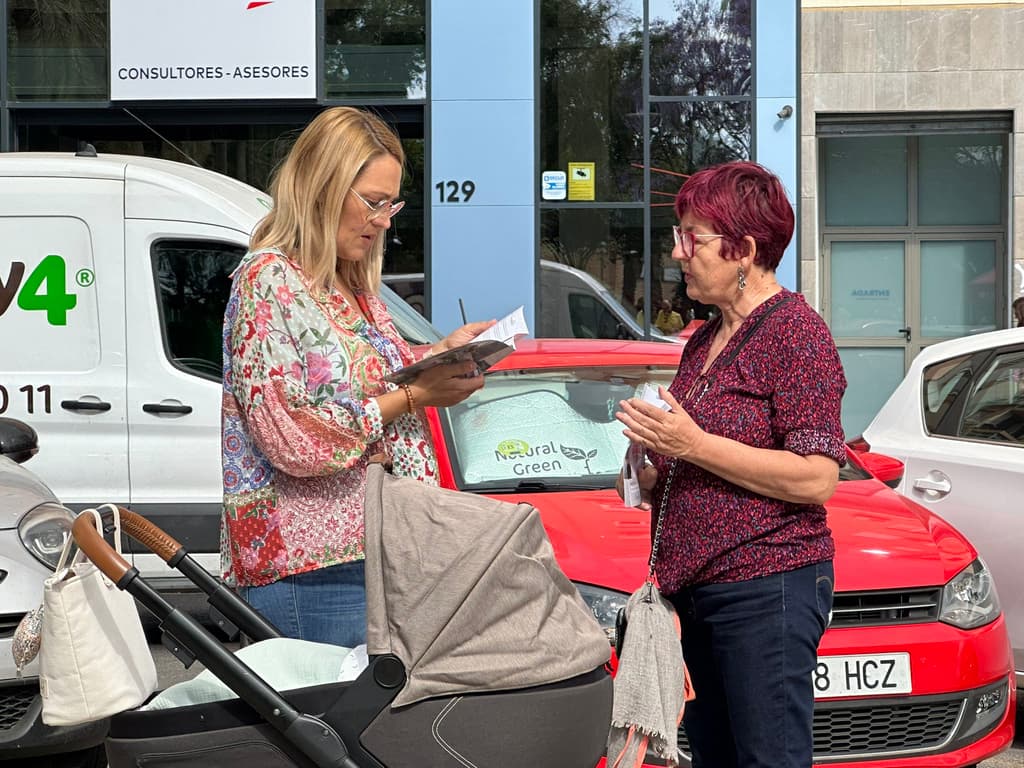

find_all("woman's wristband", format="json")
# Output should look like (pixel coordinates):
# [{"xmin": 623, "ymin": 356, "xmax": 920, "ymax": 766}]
[{"xmin": 398, "ymin": 383, "xmax": 416, "ymax": 413}]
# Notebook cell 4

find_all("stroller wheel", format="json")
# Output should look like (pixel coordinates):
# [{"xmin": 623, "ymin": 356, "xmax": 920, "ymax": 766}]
[{"xmin": 373, "ymin": 655, "xmax": 405, "ymax": 688}]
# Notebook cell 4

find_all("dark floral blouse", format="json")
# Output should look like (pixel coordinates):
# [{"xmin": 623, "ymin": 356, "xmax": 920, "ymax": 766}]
[{"xmin": 650, "ymin": 289, "xmax": 847, "ymax": 593}]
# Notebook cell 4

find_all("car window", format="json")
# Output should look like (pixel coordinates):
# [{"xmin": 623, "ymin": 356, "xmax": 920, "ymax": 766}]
[
  {"xmin": 438, "ymin": 366, "xmax": 676, "ymax": 491},
  {"xmin": 922, "ymin": 352, "xmax": 973, "ymax": 435},
  {"xmin": 957, "ymin": 348, "xmax": 1024, "ymax": 445},
  {"xmin": 154, "ymin": 242, "xmax": 443, "ymax": 382},
  {"xmin": 154, "ymin": 240, "xmax": 244, "ymax": 380}
]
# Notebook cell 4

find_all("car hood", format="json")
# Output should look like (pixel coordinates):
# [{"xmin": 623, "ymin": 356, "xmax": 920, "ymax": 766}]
[
  {"xmin": 486, "ymin": 489, "xmax": 650, "ymax": 593},
  {"xmin": 828, "ymin": 478, "xmax": 977, "ymax": 592},
  {"xmin": 0, "ymin": 456, "xmax": 59, "ymax": 529},
  {"xmin": 487, "ymin": 480, "xmax": 979, "ymax": 596}
]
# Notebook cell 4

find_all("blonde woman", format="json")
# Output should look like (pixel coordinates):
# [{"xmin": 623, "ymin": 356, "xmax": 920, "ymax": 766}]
[{"xmin": 221, "ymin": 107, "xmax": 493, "ymax": 645}]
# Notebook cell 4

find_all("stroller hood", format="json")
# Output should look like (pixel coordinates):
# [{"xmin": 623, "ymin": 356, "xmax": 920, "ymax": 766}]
[{"xmin": 364, "ymin": 464, "xmax": 611, "ymax": 707}]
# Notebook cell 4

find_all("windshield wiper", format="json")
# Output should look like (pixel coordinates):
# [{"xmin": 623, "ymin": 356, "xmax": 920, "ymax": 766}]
[{"xmin": 464, "ymin": 478, "xmax": 612, "ymax": 494}]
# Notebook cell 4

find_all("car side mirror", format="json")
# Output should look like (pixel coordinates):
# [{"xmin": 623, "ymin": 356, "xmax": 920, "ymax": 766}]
[
  {"xmin": 0, "ymin": 417, "xmax": 39, "ymax": 464},
  {"xmin": 855, "ymin": 451, "xmax": 905, "ymax": 489}
]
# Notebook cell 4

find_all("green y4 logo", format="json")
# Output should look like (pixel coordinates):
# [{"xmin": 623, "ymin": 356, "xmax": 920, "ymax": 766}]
[{"xmin": 0, "ymin": 255, "xmax": 78, "ymax": 326}]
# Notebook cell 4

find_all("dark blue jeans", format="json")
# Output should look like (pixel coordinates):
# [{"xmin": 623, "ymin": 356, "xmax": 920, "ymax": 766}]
[
  {"xmin": 668, "ymin": 561, "xmax": 834, "ymax": 768},
  {"xmin": 239, "ymin": 560, "xmax": 367, "ymax": 647}
]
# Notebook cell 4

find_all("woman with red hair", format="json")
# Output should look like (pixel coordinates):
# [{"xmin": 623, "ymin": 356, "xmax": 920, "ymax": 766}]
[{"xmin": 616, "ymin": 161, "xmax": 846, "ymax": 768}]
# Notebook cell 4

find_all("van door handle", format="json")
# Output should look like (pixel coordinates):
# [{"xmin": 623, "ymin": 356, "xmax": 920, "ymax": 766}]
[
  {"xmin": 142, "ymin": 403, "xmax": 193, "ymax": 415},
  {"xmin": 61, "ymin": 399, "xmax": 112, "ymax": 413}
]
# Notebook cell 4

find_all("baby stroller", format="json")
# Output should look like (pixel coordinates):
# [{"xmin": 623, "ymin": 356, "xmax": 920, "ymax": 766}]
[{"xmin": 73, "ymin": 464, "xmax": 614, "ymax": 768}]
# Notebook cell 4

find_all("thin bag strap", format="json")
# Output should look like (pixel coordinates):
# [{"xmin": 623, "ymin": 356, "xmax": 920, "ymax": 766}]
[
  {"xmin": 718, "ymin": 294, "xmax": 795, "ymax": 369},
  {"xmin": 646, "ymin": 461, "xmax": 678, "ymax": 582},
  {"xmin": 53, "ymin": 504, "xmax": 125, "ymax": 574}
]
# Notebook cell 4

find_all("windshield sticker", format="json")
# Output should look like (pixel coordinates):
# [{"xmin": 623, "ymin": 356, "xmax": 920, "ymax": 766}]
[{"xmin": 450, "ymin": 388, "xmax": 627, "ymax": 484}]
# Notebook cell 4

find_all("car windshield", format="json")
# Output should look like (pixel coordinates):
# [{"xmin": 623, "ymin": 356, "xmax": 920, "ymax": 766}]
[{"xmin": 438, "ymin": 365, "xmax": 677, "ymax": 492}]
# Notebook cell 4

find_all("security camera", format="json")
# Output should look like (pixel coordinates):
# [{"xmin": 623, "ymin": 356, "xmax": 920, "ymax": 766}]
[{"xmin": 777, "ymin": 105, "xmax": 794, "ymax": 120}]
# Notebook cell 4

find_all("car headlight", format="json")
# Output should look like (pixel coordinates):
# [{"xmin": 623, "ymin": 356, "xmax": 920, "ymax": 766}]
[
  {"xmin": 574, "ymin": 582, "xmax": 629, "ymax": 645},
  {"xmin": 18, "ymin": 502, "xmax": 75, "ymax": 570},
  {"xmin": 939, "ymin": 558, "xmax": 1000, "ymax": 630}
]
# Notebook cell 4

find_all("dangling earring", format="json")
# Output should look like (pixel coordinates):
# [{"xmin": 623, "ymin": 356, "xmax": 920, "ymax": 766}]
[{"xmin": 737, "ymin": 266, "xmax": 747, "ymax": 292}]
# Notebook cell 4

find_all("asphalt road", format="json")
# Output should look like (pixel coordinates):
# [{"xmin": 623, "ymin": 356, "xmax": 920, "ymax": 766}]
[{"xmin": 151, "ymin": 641, "xmax": 1024, "ymax": 766}]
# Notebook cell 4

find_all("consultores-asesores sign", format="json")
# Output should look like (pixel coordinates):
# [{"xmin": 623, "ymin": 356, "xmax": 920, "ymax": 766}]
[{"xmin": 110, "ymin": 0, "xmax": 315, "ymax": 100}]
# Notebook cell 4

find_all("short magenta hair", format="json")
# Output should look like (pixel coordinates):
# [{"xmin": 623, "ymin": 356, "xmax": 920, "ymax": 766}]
[{"xmin": 674, "ymin": 161, "xmax": 794, "ymax": 271}]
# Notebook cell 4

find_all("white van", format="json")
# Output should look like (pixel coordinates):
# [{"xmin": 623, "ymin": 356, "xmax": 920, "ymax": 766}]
[
  {"xmin": 381, "ymin": 261, "xmax": 683, "ymax": 343},
  {"xmin": 538, "ymin": 260, "xmax": 681, "ymax": 343},
  {"xmin": 0, "ymin": 150, "xmax": 439, "ymax": 590}
]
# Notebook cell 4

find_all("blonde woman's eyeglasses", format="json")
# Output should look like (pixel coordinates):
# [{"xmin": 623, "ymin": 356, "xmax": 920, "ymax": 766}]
[
  {"xmin": 350, "ymin": 189, "xmax": 405, "ymax": 222},
  {"xmin": 672, "ymin": 225, "xmax": 724, "ymax": 258}
]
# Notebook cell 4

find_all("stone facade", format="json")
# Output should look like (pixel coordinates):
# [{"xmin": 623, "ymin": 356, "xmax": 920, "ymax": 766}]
[{"xmin": 800, "ymin": 2, "xmax": 1024, "ymax": 310}]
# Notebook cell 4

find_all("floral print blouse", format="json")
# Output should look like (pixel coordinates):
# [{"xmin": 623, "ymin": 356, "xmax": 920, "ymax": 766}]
[{"xmin": 220, "ymin": 249, "xmax": 438, "ymax": 588}]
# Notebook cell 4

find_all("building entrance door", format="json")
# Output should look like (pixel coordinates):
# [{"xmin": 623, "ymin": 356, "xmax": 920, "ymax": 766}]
[{"xmin": 826, "ymin": 235, "xmax": 1003, "ymax": 438}]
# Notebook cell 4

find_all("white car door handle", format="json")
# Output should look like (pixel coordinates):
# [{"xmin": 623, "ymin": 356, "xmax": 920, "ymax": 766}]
[{"xmin": 912, "ymin": 477, "xmax": 951, "ymax": 495}]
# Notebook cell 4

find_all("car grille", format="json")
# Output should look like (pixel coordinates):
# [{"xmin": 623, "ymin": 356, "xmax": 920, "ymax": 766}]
[
  {"xmin": 0, "ymin": 686, "xmax": 38, "ymax": 731},
  {"xmin": 0, "ymin": 613, "xmax": 26, "ymax": 639},
  {"xmin": 676, "ymin": 694, "xmax": 964, "ymax": 761},
  {"xmin": 829, "ymin": 588, "xmax": 941, "ymax": 628}
]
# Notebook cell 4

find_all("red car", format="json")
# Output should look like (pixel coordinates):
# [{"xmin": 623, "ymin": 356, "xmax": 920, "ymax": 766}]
[{"xmin": 421, "ymin": 338, "xmax": 1015, "ymax": 767}]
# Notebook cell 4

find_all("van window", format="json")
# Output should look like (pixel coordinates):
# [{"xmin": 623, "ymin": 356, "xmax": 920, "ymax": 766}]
[
  {"xmin": 568, "ymin": 293, "xmax": 625, "ymax": 340},
  {"xmin": 153, "ymin": 240, "xmax": 244, "ymax": 381},
  {"xmin": 153, "ymin": 242, "xmax": 443, "ymax": 381}
]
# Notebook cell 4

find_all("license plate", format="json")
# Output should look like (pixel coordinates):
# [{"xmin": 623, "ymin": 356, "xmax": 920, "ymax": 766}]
[{"xmin": 813, "ymin": 653, "xmax": 912, "ymax": 699}]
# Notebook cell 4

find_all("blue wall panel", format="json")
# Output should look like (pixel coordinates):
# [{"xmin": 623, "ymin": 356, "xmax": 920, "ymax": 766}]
[
  {"xmin": 430, "ymin": 2, "xmax": 533, "ymax": 102},
  {"xmin": 431, "ymin": 205, "xmax": 536, "ymax": 331},
  {"xmin": 754, "ymin": 1, "xmax": 799, "ymax": 291},
  {"xmin": 430, "ymin": 0, "xmax": 535, "ymax": 334}
]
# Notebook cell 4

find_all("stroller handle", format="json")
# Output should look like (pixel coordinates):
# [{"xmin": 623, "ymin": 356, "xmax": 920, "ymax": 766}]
[{"xmin": 72, "ymin": 506, "xmax": 183, "ymax": 584}]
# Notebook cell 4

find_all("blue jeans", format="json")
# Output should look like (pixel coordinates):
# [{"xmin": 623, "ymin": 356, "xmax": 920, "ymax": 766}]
[
  {"xmin": 238, "ymin": 560, "xmax": 367, "ymax": 647},
  {"xmin": 668, "ymin": 561, "xmax": 834, "ymax": 768}
]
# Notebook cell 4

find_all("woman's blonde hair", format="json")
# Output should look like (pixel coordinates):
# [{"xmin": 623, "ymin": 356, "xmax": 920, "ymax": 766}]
[{"xmin": 251, "ymin": 107, "xmax": 405, "ymax": 295}]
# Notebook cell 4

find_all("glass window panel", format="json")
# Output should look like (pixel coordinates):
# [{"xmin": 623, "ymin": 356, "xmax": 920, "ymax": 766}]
[
  {"xmin": 920, "ymin": 241, "xmax": 997, "ymax": 338},
  {"xmin": 648, "ymin": 100, "xmax": 751, "ymax": 193},
  {"xmin": 17, "ymin": 120, "xmax": 297, "ymax": 190},
  {"xmin": 539, "ymin": 0, "xmax": 643, "ymax": 202},
  {"xmin": 918, "ymin": 134, "xmax": 1004, "ymax": 226},
  {"xmin": 838, "ymin": 348, "xmax": 906, "ymax": 440},
  {"xmin": 539, "ymin": 208, "xmax": 647, "ymax": 340},
  {"xmin": 823, "ymin": 136, "xmax": 908, "ymax": 227},
  {"xmin": 324, "ymin": 0, "xmax": 426, "ymax": 99},
  {"xmin": 829, "ymin": 241, "xmax": 905, "ymax": 338},
  {"xmin": 649, "ymin": 0, "xmax": 751, "ymax": 97},
  {"xmin": 8, "ymin": 0, "xmax": 109, "ymax": 101}
]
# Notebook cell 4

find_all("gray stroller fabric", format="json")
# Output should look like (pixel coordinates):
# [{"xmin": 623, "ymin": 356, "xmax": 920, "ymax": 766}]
[{"xmin": 363, "ymin": 463, "xmax": 611, "ymax": 708}]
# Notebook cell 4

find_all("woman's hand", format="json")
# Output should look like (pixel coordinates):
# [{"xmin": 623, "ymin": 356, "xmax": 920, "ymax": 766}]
[
  {"xmin": 408, "ymin": 360, "xmax": 485, "ymax": 408},
  {"xmin": 615, "ymin": 387, "xmax": 706, "ymax": 460},
  {"xmin": 615, "ymin": 459, "xmax": 660, "ymax": 511},
  {"xmin": 434, "ymin": 319, "xmax": 498, "ymax": 355}
]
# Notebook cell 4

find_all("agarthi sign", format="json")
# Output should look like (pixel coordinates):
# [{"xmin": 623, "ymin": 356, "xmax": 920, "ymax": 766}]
[{"xmin": 110, "ymin": 0, "xmax": 316, "ymax": 100}]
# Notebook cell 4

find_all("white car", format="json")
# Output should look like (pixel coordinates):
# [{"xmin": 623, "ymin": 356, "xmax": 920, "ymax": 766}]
[
  {"xmin": 0, "ymin": 417, "xmax": 107, "ymax": 767},
  {"xmin": 855, "ymin": 327, "xmax": 1024, "ymax": 695}
]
